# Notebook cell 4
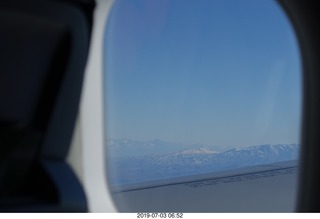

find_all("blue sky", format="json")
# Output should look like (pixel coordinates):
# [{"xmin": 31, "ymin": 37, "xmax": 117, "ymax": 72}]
[{"xmin": 104, "ymin": 0, "xmax": 301, "ymax": 147}]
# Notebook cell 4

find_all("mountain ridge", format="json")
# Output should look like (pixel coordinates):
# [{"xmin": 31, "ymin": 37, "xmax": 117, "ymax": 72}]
[{"xmin": 106, "ymin": 139, "xmax": 300, "ymax": 185}]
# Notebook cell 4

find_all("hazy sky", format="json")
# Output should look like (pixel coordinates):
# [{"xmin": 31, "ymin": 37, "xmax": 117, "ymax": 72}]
[{"xmin": 104, "ymin": 0, "xmax": 301, "ymax": 147}]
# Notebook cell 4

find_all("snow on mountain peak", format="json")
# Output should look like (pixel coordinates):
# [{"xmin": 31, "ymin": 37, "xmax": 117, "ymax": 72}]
[{"xmin": 172, "ymin": 148, "xmax": 217, "ymax": 155}]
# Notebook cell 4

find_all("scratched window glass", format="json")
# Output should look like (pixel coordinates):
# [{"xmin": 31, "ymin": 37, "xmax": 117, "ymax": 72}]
[{"xmin": 104, "ymin": 0, "xmax": 301, "ymax": 188}]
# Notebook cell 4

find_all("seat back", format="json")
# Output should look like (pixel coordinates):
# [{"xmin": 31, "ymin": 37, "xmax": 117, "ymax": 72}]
[{"xmin": 0, "ymin": 0, "xmax": 94, "ymax": 212}]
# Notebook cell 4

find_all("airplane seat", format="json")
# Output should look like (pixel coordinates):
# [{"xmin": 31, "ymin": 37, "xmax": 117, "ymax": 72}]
[{"xmin": 0, "ymin": 0, "xmax": 94, "ymax": 212}]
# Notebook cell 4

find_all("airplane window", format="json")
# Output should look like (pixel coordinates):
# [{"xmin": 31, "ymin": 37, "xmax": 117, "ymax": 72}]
[{"xmin": 103, "ymin": 0, "xmax": 301, "ymax": 198}]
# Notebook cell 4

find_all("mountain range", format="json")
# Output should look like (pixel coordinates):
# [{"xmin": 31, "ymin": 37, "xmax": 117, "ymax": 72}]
[
  {"xmin": 105, "ymin": 139, "xmax": 299, "ymax": 185},
  {"xmin": 106, "ymin": 138, "xmax": 233, "ymax": 157}
]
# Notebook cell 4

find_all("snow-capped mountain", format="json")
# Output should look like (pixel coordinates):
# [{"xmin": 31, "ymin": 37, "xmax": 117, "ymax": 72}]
[
  {"xmin": 106, "ymin": 139, "xmax": 300, "ymax": 185},
  {"xmin": 106, "ymin": 138, "xmax": 227, "ymax": 157},
  {"xmin": 171, "ymin": 148, "xmax": 217, "ymax": 155},
  {"xmin": 214, "ymin": 144, "xmax": 299, "ymax": 169}
]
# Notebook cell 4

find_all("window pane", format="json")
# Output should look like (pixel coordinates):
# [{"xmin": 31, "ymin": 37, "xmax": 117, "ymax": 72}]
[{"xmin": 104, "ymin": 0, "xmax": 301, "ymax": 188}]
